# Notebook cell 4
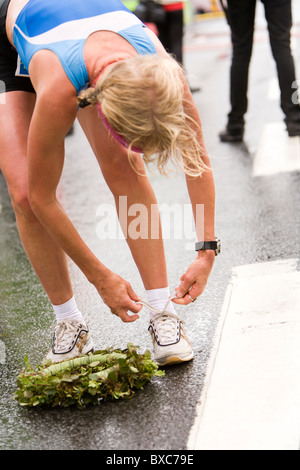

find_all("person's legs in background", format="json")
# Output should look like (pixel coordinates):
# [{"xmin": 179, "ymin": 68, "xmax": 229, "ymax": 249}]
[
  {"xmin": 219, "ymin": 0, "xmax": 257, "ymax": 142},
  {"xmin": 156, "ymin": 6, "xmax": 201, "ymax": 92},
  {"xmin": 263, "ymin": 0, "xmax": 300, "ymax": 136},
  {"xmin": 157, "ymin": 8, "xmax": 184, "ymax": 65}
]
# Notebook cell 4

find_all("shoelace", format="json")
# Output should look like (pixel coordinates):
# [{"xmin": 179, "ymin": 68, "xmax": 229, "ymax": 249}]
[
  {"xmin": 137, "ymin": 299, "xmax": 185, "ymax": 345},
  {"xmin": 54, "ymin": 321, "xmax": 86, "ymax": 352}
]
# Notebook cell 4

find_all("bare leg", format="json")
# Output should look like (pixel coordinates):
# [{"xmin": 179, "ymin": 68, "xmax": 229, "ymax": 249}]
[
  {"xmin": 0, "ymin": 91, "xmax": 73, "ymax": 305},
  {"xmin": 77, "ymin": 107, "xmax": 168, "ymax": 290}
]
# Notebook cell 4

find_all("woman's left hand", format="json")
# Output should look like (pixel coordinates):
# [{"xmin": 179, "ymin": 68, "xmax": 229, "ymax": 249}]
[{"xmin": 172, "ymin": 250, "xmax": 215, "ymax": 305}]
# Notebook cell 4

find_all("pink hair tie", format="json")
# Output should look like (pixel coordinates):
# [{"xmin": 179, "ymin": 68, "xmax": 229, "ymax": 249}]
[{"xmin": 96, "ymin": 103, "xmax": 143, "ymax": 154}]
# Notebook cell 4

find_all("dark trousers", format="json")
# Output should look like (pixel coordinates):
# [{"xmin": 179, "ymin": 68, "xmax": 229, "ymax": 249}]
[
  {"xmin": 157, "ymin": 9, "xmax": 184, "ymax": 64},
  {"xmin": 223, "ymin": 0, "xmax": 300, "ymax": 131}
]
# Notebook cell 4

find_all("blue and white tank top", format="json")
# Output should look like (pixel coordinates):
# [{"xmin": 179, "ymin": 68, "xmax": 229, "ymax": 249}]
[{"xmin": 13, "ymin": 0, "xmax": 157, "ymax": 93}]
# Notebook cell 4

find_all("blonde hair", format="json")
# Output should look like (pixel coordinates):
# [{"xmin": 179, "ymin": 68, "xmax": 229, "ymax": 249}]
[{"xmin": 78, "ymin": 55, "xmax": 208, "ymax": 177}]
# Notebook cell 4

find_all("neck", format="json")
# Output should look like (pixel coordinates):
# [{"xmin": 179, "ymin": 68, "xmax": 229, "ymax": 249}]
[{"xmin": 91, "ymin": 60, "xmax": 121, "ymax": 86}]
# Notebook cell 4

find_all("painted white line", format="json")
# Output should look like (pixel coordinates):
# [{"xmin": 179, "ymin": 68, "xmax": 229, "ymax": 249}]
[
  {"xmin": 253, "ymin": 122, "xmax": 300, "ymax": 176},
  {"xmin": 188, "ymin": 259, "xmax": 300, "ymax": 450}
]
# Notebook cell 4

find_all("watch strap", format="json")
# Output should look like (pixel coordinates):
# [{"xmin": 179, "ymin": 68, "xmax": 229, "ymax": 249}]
[{"xmin": 195, "ymin": 238, "xmax": 220, "ymax": 255}]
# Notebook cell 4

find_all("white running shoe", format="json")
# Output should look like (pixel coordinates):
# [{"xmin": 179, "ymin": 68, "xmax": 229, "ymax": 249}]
[
  {"xmin": 46, "ymin": 320, "xmax": 94, "ymax": 363},
  {"xmin": 141, "ymin": 300, "xmax": 194, "ymax": 366}
]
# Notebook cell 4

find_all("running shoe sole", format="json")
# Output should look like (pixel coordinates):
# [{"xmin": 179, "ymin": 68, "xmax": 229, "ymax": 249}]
[{"xmin": 156, "ymin": 351, "xmax": 194, "ymax": 366}]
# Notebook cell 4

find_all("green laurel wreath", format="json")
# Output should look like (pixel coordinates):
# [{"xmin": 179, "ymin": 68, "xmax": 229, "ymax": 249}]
[{"xmin": 14, "ymin": 344, "xmax": 164, "ymax": 408}]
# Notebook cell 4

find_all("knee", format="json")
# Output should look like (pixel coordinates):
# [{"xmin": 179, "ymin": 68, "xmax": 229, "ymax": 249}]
[
  {"xmin": 269, "ymin": 40, "xmax": 292, "ymax": 62},
  {"xmin": 9, "ymin": 186, "xmax": 35, "ymax": 220},
  {"xmin": 232, "ymin": 42, "xmax": 253, "ymax": 63}
]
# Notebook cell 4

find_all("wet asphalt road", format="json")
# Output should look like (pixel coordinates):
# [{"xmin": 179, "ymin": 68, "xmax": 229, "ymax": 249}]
[{"xmin": 0, "ymin": 7, "xmax": 299, "ymax": 451}]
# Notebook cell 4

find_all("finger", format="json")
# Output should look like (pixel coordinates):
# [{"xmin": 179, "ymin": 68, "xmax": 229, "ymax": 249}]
[
  {"xmin": 172, "ymin": 291, "xmax": 196, "ymax": 305},
  {"xmin": 127, "ymin": 300, "xmax": 143, "ymax": 314},
  {"xmin": 175, "ymin": 275, "xmax": 195, "ymax": 299},
  {"xmin": 173, "ymin": 282, "xmax": 204, "ymax": 305},
  {"xmin": 111, "ymin": 306, "xmax": 140, "ymax": 322},
  {"xmin": 173, "ymin": 293, "xmax": 192, "ymax": 305},
  {"xmin": 188, "ymin": 283, "xmax": 203, "ymax": 300},
  {"xmin": 118, "ymin": 310, "xmax": 140, "ymax": 323},
  {"xmin": 173, "ymin": 289, "xmax": 197, "ymax": 305},
  {"xmin": 127, "ymin": 283, "xmax": 142, "ymax": 302},
  {"xmin": 119, "ymin": 293, "xmax": 143, "ymax": 315}
]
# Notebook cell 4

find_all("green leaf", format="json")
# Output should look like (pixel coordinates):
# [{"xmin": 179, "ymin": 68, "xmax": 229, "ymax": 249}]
[
  {"xmin": 14, "ymin": 346, "xmax": 165, "ymax": 408},
  {"xmin": 108, "ymin": 370, "xmax": 118, "ymax": 382},
  {"xmin": 88, "ymin": 373, "xmax": 100, "ymax": 381},
  {"xmin": 89, "ymin": 361, "xmax": 100, "ymax": 368},
  {"xmin": 44, "ymin": 388, "xmax": 57, "ymax": 396}
]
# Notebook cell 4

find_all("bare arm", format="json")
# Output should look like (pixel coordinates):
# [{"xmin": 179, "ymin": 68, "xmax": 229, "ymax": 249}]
[
  {"xmin": 184, "ymin": 83, "xmax": 216, "ymax": 241},
  {"xmin": 173, "ymin": 82, "xmax": 216, "ymax": 305}
]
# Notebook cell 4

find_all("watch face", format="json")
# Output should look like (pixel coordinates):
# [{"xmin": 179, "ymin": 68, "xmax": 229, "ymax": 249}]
[{"xmin": 216, "ymin": 238, "xmax": 221, "ymax": 255}]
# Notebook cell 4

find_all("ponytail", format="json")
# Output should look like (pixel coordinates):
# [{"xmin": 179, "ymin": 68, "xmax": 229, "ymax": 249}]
[{"xmin": 77, "ymin": 87, "xmax": 100, "ymax": 108}]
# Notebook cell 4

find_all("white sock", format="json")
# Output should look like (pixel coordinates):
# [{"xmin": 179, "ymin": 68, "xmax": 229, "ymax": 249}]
[
  {"xmin": 52, "ymin": 296, "xmax": 86, "ymax": 325},
  {"xmin": 145, "ymin": 287, "xmax": 176, "ymax": 318}
]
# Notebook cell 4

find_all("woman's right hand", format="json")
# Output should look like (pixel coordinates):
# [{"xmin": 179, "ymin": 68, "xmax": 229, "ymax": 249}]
[{"xmin": 95, "ymin": 270, "xmax": 143, "ymax": 322}]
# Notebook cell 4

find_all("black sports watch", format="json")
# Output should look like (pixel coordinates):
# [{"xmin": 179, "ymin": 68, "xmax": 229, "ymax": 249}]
[{"xmin": 195, "ymin": 238, "xmax": 221, "ymax": 256}]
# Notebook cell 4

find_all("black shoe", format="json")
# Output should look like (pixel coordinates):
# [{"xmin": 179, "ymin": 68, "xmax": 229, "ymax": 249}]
[
  {"xmin": 285, "ymin": 117, "xmax": 300, "ymax": 137},
  {"xmin": 287, "ymin": 126, "xmax": 300, "ymax": 137},
  {"xmin": 219, "ymin": 127, "xmax": 244, "ymax": 143},
  {"xmin": 288, "ymin": 129, "xmax": 300, "ymax": 137}
]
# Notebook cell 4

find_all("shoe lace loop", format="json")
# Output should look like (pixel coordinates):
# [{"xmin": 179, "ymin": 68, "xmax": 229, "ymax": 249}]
[{"xmin": 138, "ymin": 299, "xmax": 184, "ymax": 345}]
